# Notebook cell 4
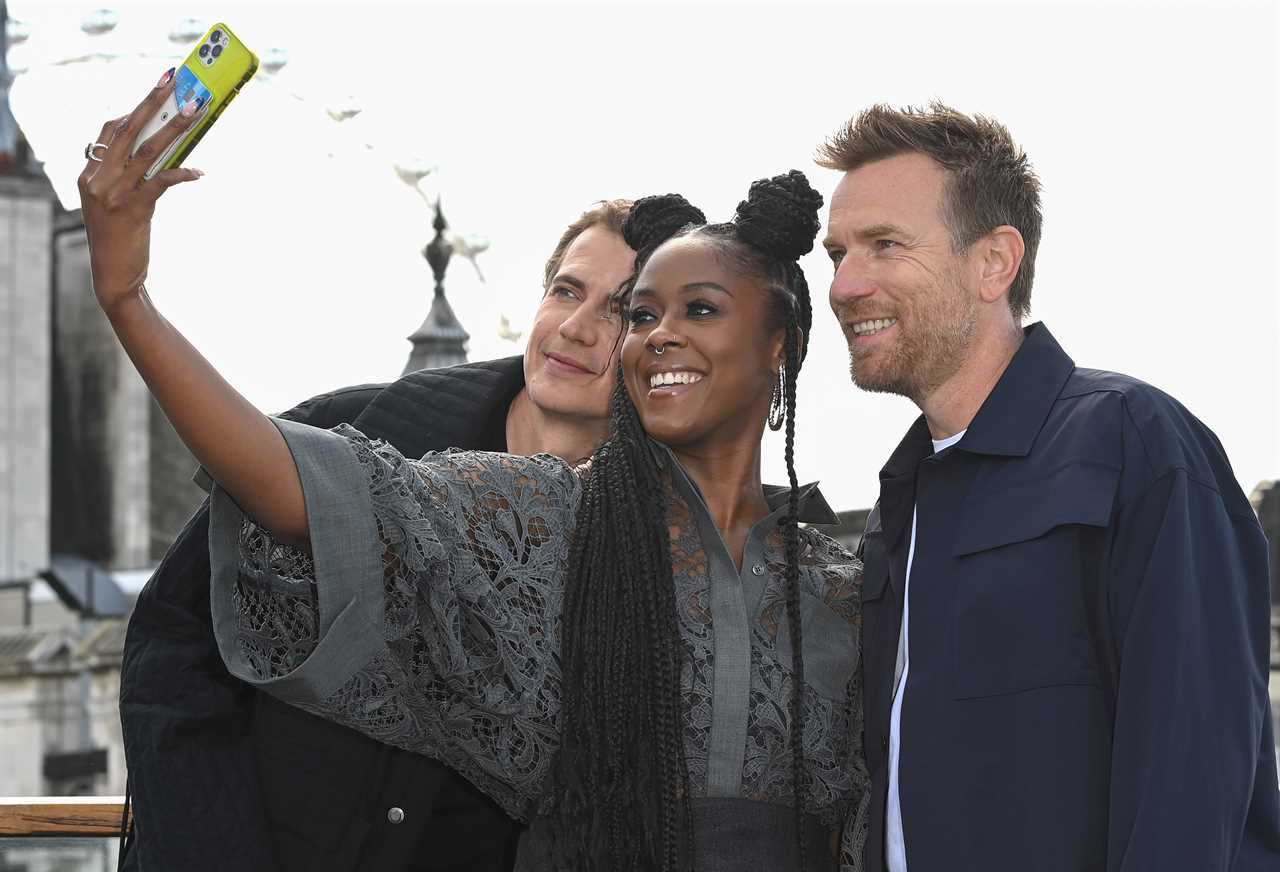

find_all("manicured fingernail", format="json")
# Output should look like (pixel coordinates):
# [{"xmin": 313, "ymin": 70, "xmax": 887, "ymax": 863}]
[
  {"xmin": 158, "ymin": 67, "xmax": 175, "ymax": 86},
  {"xmin": 190, "ymin": 168, "xmax": 204, "ymax": 178},
  {"xmin": 181, "ymin": 99, "xmax": 200, "ymax": 118}
]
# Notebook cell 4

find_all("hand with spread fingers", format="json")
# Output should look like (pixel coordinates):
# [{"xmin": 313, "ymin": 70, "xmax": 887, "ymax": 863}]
[{"xmin": 78, "ymin": 67, "xmax": 205, "ymax": 318}]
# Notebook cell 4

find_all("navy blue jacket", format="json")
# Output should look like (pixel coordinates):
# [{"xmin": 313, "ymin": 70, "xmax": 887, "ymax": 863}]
[{"xmin": 860, "ymin": 323, "xmax": 1280, "ymax": 871}]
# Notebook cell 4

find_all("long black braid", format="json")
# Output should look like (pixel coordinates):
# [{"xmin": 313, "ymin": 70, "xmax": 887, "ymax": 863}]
[
  {"xmin": 536, "ymin": 172, "xmax": 823, "ymax": 871},
  {"xmin": 685, "ymin": 171, "xmax": 823, "ymax": 869},
  {"xmin": 536, "ymin": 194, "xmax": 706, "ymax": 872}
]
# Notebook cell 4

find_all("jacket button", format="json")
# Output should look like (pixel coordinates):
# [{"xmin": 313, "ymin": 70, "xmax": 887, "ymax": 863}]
[
  {"xmin": 751, "ymin": 563, "xmax": 765, "ymax": 576},
  {"xmin": 881, "ymin": 737, "xmax": 889, "ymax": 752},
  {"xmin": 387, "ymin": 807, "xmax": 405, "ymax": 824}
]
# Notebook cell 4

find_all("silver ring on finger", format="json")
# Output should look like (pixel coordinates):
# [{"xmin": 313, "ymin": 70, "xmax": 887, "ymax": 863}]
[{"xmin": 84, "ymin": 142, "xmax": 109, "ymax": 162}]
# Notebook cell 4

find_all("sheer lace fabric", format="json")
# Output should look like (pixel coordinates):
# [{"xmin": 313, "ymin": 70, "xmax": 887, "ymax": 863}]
[{"xmin": 222, "ymin": 423, "xmax": 867, "ymax": 866}]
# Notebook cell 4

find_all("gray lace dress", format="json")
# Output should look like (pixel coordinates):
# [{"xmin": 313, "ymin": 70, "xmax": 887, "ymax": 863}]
[{"xmin": 208, "ymin": 418, "xmax": 868, "ymax": 870}]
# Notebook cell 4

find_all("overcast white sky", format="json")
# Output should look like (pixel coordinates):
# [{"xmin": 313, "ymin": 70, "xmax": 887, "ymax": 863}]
[{"xmin": 11, "ymin": 0, "xmax": 1278, "ymax": 511}]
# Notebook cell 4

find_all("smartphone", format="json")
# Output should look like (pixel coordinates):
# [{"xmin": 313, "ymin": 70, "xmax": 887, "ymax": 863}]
[{"xmin": 130, "ymin": 23, "xmax": 258, "ymax": 179}]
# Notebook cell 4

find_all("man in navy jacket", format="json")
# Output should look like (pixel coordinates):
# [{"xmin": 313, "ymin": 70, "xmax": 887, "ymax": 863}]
[{"xmin": 817, "ymin": 103, "xmax": 1279, "ymax": 870}]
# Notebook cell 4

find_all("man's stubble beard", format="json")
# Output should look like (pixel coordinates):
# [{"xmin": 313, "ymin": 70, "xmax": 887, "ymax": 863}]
[{"xmin": 847, "ymin": 270, "xmax": 978, "ymax": 405}]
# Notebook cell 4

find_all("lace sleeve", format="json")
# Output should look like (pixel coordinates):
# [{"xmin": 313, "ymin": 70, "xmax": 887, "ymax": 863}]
[{"xmin": 209, "ymin": 418, "xmax": 581, "ymax": 820}]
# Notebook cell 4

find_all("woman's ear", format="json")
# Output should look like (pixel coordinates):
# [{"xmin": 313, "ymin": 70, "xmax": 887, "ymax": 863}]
[
  {"xmin": 769, "ymin": 326, "xmax": 787, "ymax": 372},
  {"xmin": 774, "ymin": 323, "xmax": 802, "ymax": 371}
]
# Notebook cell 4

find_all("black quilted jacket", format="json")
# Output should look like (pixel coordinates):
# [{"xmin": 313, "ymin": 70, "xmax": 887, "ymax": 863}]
[{"xmin": 119, "ymin": 357, "xmax": 526, "ymax": 872}]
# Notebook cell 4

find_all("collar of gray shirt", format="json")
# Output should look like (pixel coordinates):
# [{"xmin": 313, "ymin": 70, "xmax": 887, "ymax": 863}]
[{"xmin": 647, "ymin": 439, "xmax": 839, "ymax": 526}]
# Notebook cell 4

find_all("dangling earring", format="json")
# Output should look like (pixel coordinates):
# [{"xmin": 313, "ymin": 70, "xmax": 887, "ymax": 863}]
[{"xmin": 768, "ymin": 367, "xmax": 785, "ymax": 432}]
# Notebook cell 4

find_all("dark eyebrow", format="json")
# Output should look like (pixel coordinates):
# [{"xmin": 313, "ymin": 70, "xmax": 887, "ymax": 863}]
[
  {"xmin": 824, "ymin": 224, "xmax": 911, "ymax": 251},
  {"xmin": 853, "ymin": 223, "xmax": 910, "ymax": 241},
  {"xmin": 631, "ymin": 281, "xmax": 733, "ymax": 302},
  {"xmin": 550, "ymin": 274, "xmax": 586, "ymax": 291},
  {"xmin": 682, "ymin": 281, "xmax": 732, "ymax": 297}
]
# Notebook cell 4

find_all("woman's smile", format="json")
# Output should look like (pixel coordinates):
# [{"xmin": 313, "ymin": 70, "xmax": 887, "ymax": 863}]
[{"xmin": 645, "ymin": 364, "xmax": 707, "ymax": 398}]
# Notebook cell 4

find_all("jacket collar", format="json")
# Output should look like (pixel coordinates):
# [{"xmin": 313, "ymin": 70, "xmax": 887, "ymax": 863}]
[
  {"xmin": 875, "ymin": 415, "xmax": 933, "ymax": 548},
  {"xmin": 880, "ymin": 415, "xmax": 935, "ymax": 483},
  {"xmin": 354, "ymin": 356, "xmax": 526, "ymax": 457},
  {"xmin": 874, "ymin": 323, "xmax": 1074, "ymax": 548},
  {"xmin": 880, "ymin": 321, "xmax": 1075, "ymax": 479},
  {"xmin": 956, "ymin": 322, "xmax": 1075, "ymax": 458}
]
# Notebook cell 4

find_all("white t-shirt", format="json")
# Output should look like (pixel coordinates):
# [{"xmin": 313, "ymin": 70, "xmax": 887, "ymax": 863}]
[{"xmin": 886, "ymin": 429, "xmax": 966, "ymax": 872}]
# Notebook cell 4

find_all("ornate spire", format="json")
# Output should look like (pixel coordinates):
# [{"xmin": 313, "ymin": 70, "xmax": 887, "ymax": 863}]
[{"xmin": 402, "ymin": 199, "xmax": 469, "ymax": 374}]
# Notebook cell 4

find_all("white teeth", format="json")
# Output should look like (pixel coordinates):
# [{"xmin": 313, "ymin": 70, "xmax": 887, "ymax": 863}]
[
  {"xmin": 852, "ymin": 318, "xmax": 898, "ymax": 336},
  {"xmin": 648, "ymin": 371, "xmax": 704, "ymax": 389}
]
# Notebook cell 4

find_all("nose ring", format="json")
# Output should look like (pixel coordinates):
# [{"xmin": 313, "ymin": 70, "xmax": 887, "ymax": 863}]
[{"xmin": 649, "ymin": 343, "xmax": 666, "ymax": 356}]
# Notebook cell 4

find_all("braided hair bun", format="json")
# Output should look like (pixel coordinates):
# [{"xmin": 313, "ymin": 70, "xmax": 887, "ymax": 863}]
[
  {"xmin": 732, "ymin": 170, "xmax": 824, "ymax": 263},
  {"xmin": 622, "ymin": 193, "xmax": 706, "ymax": 255}
]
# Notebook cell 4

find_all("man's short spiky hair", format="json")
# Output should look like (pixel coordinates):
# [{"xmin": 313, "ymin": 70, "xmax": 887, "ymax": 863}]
[
  {"xmin": 816, "ymin": 102, "xmax": 1042, "ymax": 319},
  {"xmin": 542, "ymin": 199, "xmax": 633, "ymax": 290}
]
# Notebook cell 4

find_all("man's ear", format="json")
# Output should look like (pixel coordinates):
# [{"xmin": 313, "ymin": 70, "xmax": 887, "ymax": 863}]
[{"xmin": 975, "ymin": 225, "xmax": 1025, "ymax": 305}]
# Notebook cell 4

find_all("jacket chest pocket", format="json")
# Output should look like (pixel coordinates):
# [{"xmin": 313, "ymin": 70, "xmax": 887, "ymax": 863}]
[{"xmin": 948, "ymin": 462, "xmax": 1117, "ymax": 700}]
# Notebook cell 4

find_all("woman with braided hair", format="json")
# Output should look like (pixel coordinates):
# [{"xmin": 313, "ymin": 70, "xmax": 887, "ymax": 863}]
[
  {"xmin": 87, "ymin": 158, "xmax": 868, "ymax": 868},
  {"xmin": 529, "ymin": 173, "xmax": 867, "ymax": 872}
]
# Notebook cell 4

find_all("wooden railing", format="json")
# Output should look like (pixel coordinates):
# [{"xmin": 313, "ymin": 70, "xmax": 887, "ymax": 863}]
[{"xmin": 0, "ymin": 796, "xmax": 128, "ymax": 838}]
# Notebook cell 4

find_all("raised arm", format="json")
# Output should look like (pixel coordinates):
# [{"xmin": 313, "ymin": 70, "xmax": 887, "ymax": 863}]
[{"xmin": 80, "ymin": 73, "xmax": 307, "ymax": 542}]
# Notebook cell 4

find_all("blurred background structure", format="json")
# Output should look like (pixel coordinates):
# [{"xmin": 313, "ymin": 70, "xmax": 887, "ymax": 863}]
[{"xmin": 0, "ymin": 2, "xmax": 481, "ymax": 818}]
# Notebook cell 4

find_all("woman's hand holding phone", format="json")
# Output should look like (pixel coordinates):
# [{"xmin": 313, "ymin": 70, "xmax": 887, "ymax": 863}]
[
  {"xmin": 75, "ymin": 68, "xmax": 309, "ymax": 546},
  {"xmin": 78, "ymin": 68, "xmax": 205, "ymax": 319}
]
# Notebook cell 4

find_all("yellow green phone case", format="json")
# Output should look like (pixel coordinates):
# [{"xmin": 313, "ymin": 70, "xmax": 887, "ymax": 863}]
[{"xmin": 135, "ymin": 22, "xmax": 258, "ymax": 179}]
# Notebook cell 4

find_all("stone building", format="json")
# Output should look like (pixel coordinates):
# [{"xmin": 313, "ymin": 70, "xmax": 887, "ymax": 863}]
[
  {"xmin": 0, "ymin": 174, "xmax": 53, "ymax": 620},
  {"xmin": 0, "ymin": 621, "xmax": 126, "ymax": 797},
  {"xmin": 48, "ymin": 217, "xmax": 209, "ymax": 574},
  {"xmin": 0, "ymin": 153, "xmax": 211, "ymax": 794}
]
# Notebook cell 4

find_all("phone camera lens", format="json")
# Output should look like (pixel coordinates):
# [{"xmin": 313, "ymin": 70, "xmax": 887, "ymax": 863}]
[
  {"xmin": 198, "ymin": 44, "xmax": 209, "ymax": 58},
  {"xmin": 211, "ymin": 29, "xmax": 223, "ymax": 42},
  {"xmin": 211, "ymin": 43, "xmax": 223, "ymax": 58}
]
